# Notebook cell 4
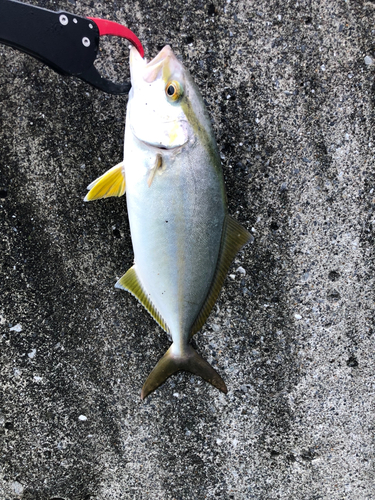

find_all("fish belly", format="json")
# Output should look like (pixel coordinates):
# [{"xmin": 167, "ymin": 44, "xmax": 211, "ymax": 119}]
[{"xmin": 124, "ymin": 133, "xmax": 226, "ymax": 349}]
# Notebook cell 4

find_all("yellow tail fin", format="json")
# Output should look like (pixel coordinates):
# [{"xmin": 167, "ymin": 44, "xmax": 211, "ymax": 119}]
[{"xmin": 141, "ymin": 344, "xmax": 227, "ymax": 399}]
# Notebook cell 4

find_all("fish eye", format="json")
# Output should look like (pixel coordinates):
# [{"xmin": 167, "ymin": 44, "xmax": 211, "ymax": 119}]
[
  {"xmin": 167, "ymin": 85, "xmax": 175, "ymax": 96},
  {"xmin": 165, "ymin": 80, "xmax": 183, "ymax": 102}
]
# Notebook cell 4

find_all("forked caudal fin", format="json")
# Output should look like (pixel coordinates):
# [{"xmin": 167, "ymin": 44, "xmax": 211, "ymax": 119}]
[{"xmin": 141, "ymin": 344, "xmax": 227, "ymax": 399}]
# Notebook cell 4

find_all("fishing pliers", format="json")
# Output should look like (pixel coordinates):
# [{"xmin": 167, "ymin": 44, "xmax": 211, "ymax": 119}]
[{"xmin": 0, "ymin": 0, "xmax": 144, "ymax": 94}]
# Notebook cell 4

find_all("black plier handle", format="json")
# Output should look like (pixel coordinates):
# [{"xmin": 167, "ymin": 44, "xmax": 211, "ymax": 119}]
[{"xmin": 0, "ymin": 0, "xmax": 144, "ymax": 94}]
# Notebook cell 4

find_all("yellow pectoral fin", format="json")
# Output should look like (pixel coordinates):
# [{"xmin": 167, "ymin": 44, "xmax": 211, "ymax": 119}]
[{"xmin": 84, "ymin": 162, "xmax": 126, "ymax": 202}]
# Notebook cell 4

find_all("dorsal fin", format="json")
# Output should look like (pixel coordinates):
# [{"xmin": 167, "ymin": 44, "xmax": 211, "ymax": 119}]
[
  {"xmin": 115, "ymin": 266, "xmax": 169, "ymax": 333},
  {"xmin": 190, "ymin": 215, "xmax": 252, "ymax": 337},
  {"xmin": 84, "ymin": 162, "xmax": 125, "ymax": 201}
]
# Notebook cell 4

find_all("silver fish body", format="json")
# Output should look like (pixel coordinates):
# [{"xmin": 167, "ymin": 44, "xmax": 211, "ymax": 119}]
[
  {"xmin": 124, "ymin": 61, "xmax": 225, "ymax": 352},
  {"xmin": 85, "ymin": 46, "xmax": 251, "ymax": 398}
]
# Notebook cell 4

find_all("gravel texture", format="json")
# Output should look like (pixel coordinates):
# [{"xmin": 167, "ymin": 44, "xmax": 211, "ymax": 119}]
[{"xmin": 1, "ymin": 0, "xmax": 375, "ymax": 499}]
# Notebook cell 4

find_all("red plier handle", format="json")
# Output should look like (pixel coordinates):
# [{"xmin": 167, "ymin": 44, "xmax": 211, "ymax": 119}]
[
  {"xmin": 79, "ymin": 17, "xmax": 145, "ymax": 94},
  {"xmin": 88, "ymin": 17, "xmax": 144, "ymax": 58}
]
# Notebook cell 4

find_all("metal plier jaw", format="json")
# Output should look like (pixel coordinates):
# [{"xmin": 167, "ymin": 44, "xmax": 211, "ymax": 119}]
[{"xmin": 0, "ymin": 0, "xmax": 144, "ymax": 94}]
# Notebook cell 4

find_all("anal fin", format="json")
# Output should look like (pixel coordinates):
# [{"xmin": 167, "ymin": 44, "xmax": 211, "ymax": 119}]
[
  {"xmin": 84, "ymin": 162, "xmax": 125, "ymax": 201},
  {"xmin": 190, "ymin": 215, "xmax": 252, "ymax": 337},
  {"xmin": 115, "ymin": 266, "xmax": 169, "ymax": 333}
]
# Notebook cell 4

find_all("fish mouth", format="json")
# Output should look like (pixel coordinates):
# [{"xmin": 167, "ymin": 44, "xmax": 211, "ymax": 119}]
[
  {"xmin": 131, "ymin": 117, "xmax": 190, "ymax": 151},
  {"xmin": 130, "ymin": 45, "xmax": 182, "ymax": 84},
  {"xmin": 143, "ymin": 46, "xmax": 175, "ymax": 83}
]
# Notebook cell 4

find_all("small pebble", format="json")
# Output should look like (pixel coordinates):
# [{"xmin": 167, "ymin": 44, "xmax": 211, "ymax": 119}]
[
  {"xmin": 294, "ymin": 314, "xmax": 302, "ymax": 320},
  {"xmin": 236, "ymin": 266, "xmax": 246, "ymax": 275},
  {"xmin": 78, "ymin": 415, "xmax": 87, "ymax": 421},
  {"xmin": 9, "ymin": 324, "xmax": 22, "ymax": 332},
  {"xmin": 364, "ymin": 55, "xmax": 373, "ymax": 66},
  {"xmin": 28, "ymin": 349, "xmax": 36, "ymax": 359},
  {"xmin": 229, "ymin": 274, "xmax": 236, "ymax": 280},
  {"xmin": 11, "ymin": 481, "xmax": 24, "ymax": 495},
  {"xmin": 173, "ymin": 392, "xmax": 179, "ymax": 398}
]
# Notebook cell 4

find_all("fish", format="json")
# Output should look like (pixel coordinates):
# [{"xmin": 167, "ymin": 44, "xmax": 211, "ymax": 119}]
[{"xmin": 84, "ymin": 45, "xmax": 251, "ymax": 399}]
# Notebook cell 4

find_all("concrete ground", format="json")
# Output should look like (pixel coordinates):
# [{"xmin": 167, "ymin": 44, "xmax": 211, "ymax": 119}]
[{"xmin": 1, "ymin": 0, "xmax": 374, "ymax": 498}]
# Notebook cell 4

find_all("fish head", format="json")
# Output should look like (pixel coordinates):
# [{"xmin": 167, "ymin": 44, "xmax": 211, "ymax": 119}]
[{"xmin": 128, "ymin": 45, "xmax": 193, "ymax": 150}]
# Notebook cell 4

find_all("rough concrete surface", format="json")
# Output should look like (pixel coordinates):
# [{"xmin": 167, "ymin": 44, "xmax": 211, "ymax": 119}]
[{"xmin": 1, "ymin": 0, "xmax": 374, "ymax": 498}]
